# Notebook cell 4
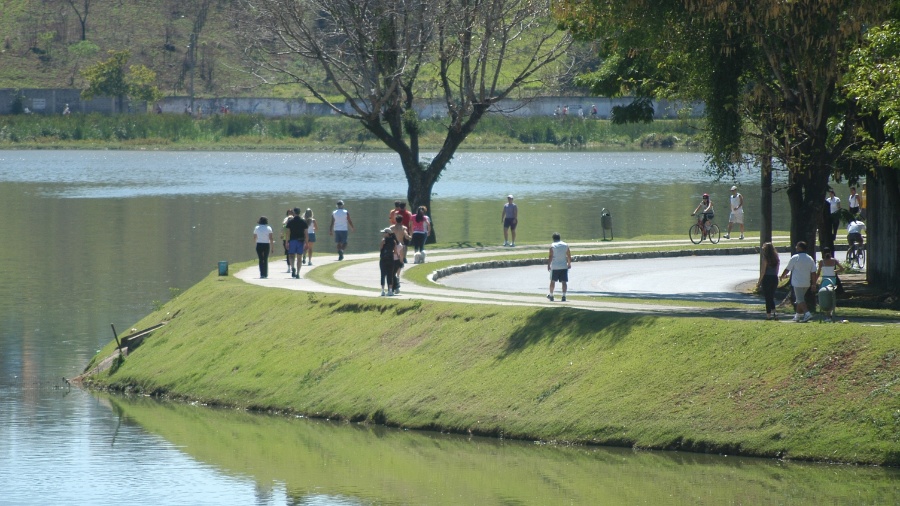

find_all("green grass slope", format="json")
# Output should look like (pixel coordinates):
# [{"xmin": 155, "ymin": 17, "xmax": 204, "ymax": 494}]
[{"xmin": 82, "ymin": 266, "xmax": 900, "ymax": 466}]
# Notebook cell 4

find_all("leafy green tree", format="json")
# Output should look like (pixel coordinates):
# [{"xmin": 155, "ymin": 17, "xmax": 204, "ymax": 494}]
[
  {"xmin": 843, "ymin": 20, "xmax": 900, "ymax": 289},
  {"xmin": 81, "ymin": 50, "xmax": 162, "ymax": 112},
  {"xmin": 558, "ymin": 0, "xmax": 890, "ymax": 253}
]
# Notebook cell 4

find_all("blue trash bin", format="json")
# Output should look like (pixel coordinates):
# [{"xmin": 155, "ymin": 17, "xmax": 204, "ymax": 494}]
[{"xmin": 218, "ymin": 261, "xmax": 228, "ymax": 276}]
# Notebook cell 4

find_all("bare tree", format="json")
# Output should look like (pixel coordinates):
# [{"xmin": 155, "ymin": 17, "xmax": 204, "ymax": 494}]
[
  {"xmin": 236, "ymin": 0, "xmax": 571, "ymax": 226},
  {"xmin": 63, "ymin": 0, "xmax": 91, "ymax": 41}
]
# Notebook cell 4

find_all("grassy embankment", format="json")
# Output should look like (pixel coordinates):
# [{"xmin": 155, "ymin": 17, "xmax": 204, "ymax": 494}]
[
  {"xmin": 82, "ymin": 253, "xmax": 900, "ymax": 466},
  {"xmin": 0, "ymin": 113, "xmax": 701, "ymax": 151}
]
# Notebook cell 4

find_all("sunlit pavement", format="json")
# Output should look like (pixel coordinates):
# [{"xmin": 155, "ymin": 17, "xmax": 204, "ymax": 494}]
[{"xmin": 236, "ymin": 238, "xmax": 797, "ymax": 318}]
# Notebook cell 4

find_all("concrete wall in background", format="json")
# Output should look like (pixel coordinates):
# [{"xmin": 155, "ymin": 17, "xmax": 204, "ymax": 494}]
[{"xmin": 1, "ymin": 89, "xmax": 703, "ymax": 119}]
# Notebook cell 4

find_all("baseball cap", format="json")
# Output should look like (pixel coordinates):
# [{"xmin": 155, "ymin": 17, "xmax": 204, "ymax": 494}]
[
  {"xmin": 507, "ymin": 194, "xmax": 514, "ymax": 199},
  {"xmin": 731, "ymin": 185, "xmax": 737, "ymax": 190},
  {"xmin": 336, "ymin": 200, "xmax": 344, "ymax": 205}
]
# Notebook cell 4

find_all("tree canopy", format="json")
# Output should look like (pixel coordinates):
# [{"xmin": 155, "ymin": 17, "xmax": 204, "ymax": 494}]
[
  {"xmin": 236, "ymin": 0, "xmax": 572, "ymax": 223},
  {"xmin": 81, "ymin": 50, "xmax": 162, "ymax": 110}
]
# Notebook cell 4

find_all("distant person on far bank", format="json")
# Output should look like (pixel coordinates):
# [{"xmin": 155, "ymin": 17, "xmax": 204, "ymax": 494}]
[
  {"xmin": 329, "ymin": 200, "xmax": 355, "ymax": 261},
  {"xmin": 780, "ymin": 241, "xmax": 817, "ymax": 323},
  {"xmin": 62, "ymin": 104, "xmax": 71, "ymax": 116},
  {"xmin": 501, "ymin": 195, "xmax": 518, "ymax": 247},
  {"xmin": 725, "ymin": 185, "xmax": 744, "ymax": 240},
  {"xmin": 547, "ymin": 233, "xmax": 572, "ymax": 302}
]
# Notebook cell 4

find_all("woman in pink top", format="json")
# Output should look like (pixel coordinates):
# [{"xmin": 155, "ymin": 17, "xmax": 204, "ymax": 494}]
[{"xmin": 411, "ymin": 206, "xmax": 431, "ymax": 254}]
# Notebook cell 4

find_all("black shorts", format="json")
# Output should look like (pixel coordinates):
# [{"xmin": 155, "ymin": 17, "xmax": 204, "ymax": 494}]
[{"xmin": 551, "ymin": 269, "xmax": 569, "ymax": 282}]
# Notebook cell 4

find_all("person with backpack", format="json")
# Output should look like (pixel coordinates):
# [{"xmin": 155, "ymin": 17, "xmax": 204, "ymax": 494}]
[{"xmin": 379, "ymin": 228, "xmax": 399, "ymax": 296}]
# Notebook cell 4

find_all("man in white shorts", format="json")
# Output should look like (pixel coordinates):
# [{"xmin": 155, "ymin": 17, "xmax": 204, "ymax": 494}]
[
  {"xmin": 725, "ymin": 185, "xmax": 744, "ymax": 240},
  {"xmin": 780, "ymin": 241, "xmax": 817, "ymax": 322}
]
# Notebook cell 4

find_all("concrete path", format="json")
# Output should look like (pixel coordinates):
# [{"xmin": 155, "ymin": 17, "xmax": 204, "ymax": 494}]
[{"xmin": 235, "ymin": 237, "xmax": 785, "ymax": 318}]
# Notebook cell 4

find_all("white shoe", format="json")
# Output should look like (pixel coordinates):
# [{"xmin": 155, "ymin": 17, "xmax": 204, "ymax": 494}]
[
  {"xmin": 381, "ymin": 290, "xmax": 386, "ymax": 296},
  {"xmin": 387, "ymin": 291, "xmax": 394, "ymax": 296},
  {"xmin": 792, "ymin": 314, "xmax": 801, "ymax": 322},
  {"xmin": 739, "ymin": 235, "xmax": 744, "ymax": 240},
  {"xmin": 801, "ymin": 312, "xmax": 813, "ymax": 323},
  {"xmin": 510, "ymin": 242, "xmax": 515, "ymax": 247},
  {"xmin": 546, "ymin": 294, "xmax": 554, "ymax": 302},
  {"xmin": 724, "ymin": 233, "xmax": 730, "ymax": 239},
  {"xmin": 503, "ymin": 241, "xmax": 509, "ymax": 246}
]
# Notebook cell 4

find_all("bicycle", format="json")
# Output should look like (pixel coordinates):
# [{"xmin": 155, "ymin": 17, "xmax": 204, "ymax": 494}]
[
  {"xmin": 689, "ymin": 214, "xmax": 720, "ymax": 244},
  {"xmin": 846, "ymin": 240, "xmax": 866, "ymax": 269}
]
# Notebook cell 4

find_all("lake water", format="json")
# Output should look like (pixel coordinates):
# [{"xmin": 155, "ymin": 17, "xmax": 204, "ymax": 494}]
[{"xmin": 2, "ymin": 150, "xmax": 897, "ymax": 504}]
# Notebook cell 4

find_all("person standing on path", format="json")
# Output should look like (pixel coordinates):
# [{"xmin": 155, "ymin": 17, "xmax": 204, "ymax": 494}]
[
  {"xmin": 501, "ymin": 195, "xmax": 518, "ymax": 247},
  {"xmin": 756, "ymin": 242, "xmax": 780, "ymax": 320},
  {"xmin": 547, "ymin": 233, "xmax": 572, "ymax": 302},
  {"xmin": 826, "ymin": 188, "xmax": 842, "ymax": 244},
  {"xmin": 253, "ymin": 216, "xmax": 275, "ymax": 279},
  {"xmin": 847, "ymin": 186, "xmax": 860, "ymax": 216},
  {"xmin": 860, "ymin": 183, "xmax": 867, "ymax": 219},
  {"xmin": 302, "ymin": 208, "xmax": 317, "ymax": 266},
  {"xmin": 329, "ymin": 200, "xmax": 355, "ymax": 261},
  {"xmin": 285, "ymin": 207, "xmax": 309, "ymax": 278},
  {"xmin": 780, "ymin": 241, "xmax": 817, "ymax": 323},
  {"xmin": 725, "ymin": 185, "xmax": 744, "ymax": 240}
]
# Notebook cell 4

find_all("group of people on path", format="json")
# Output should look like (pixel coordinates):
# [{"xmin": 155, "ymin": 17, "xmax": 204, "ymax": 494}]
[
  {"xmin": 251, "ymin": 201, "xmax": 357, "ymax": 279},
  {"xmin": 380, "ymin": 201, "xmax": 432, "ymax": 296},
  {"xmin": 758, "ymin": 240, "xmax": 847, "ymax": 323},
  {"xmin": 823, "ymin": 184, "xmax": 867, "ymax": 249}
]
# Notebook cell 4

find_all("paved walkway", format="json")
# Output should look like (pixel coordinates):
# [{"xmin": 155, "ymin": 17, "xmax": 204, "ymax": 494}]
[{"xmin": 235, "ymin": 238, "xmax": 783, "ymax": 318}]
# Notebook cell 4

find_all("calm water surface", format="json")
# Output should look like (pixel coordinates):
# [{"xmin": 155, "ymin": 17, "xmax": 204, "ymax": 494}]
[{"xmin": 2, "ymin": 150, "xmax": 896, "ymax": 504}]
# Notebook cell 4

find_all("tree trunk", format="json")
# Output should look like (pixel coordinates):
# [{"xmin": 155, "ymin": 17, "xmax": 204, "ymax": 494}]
[
  {"xmin": 867, "ymin": 166, "xmax": 900, "ymax": 292},
  {"xmin": 759, "ymin": 143, "xmax": 773, "ymax": 245},
  {"xmin": 786, "ymin": 166, "xmax": 830, "ymax": 258}
]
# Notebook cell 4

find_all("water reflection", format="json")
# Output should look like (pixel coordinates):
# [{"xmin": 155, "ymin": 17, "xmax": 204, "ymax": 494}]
[{"xmin": 103, "ymin": 395, "xmax": 899, "ymax": 505}]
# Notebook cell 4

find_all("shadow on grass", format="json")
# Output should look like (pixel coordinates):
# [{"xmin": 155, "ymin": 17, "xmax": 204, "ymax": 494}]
[{"xmin": 499, "ymin": 308, "xmax": 654, "ymax": 357}]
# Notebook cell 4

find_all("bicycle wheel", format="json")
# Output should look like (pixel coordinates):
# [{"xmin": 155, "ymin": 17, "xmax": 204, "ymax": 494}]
[
  {"xmin": 689, "ymin": 224, "xmax": 703, "ymax": 244},
  {"xmin": 857, "ymin": 248, "xmax": 866, "ymax": 269},
  {"xmin": 845, "ymin": 247, "xmax": 856, "ymax": 266},
  {"xmin": 707, "ymin": 224, "xmax": 721, "ymax": 244}
]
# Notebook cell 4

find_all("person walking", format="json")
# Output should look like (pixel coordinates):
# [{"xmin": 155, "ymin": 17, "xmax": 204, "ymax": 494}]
[
  {"xmin": 816, "ymin": 247, "xmax": 844, "ymax": 322},
  {"xmin": 780, "ymin": 241, "xmax": 817, "ymax": 323},
  {"xmin": 302, "ymin": 208, "xmax": 317, "ymax": 266},
  {"xmin": 501, "ymin": 195, "xmax": 518, "ymax": 247},
  {"xmin": 756, "ymin": 242, "xmax": 780, "ymax": 320},
  {"xmin": 826, "ymin": 188, "xmax": 841, "ymax": 244},
  {"xmin": 725, "ymin": 185, "xmax": 745, "ymax": 240},
  {"xmin": 410, "ymin": 206, "xmax": 431, "ymax": 257},
  {"xmin": 329, "ymin": 200, "xmax": 355, "ymax": 261},
  {"xmin": 379, "ymin": 228, "xmax": 399, "ymax": 296},
  {"xmin": 285, "ymin": 207, "xmax": 309, "ymax": 278},
  {"xmin": 547, "ymin": 232, "xmax": 572, "ymax": 302},
  {"xmin": 252, "ymin": 216, "xmax": 275, "ymax": 279},
  {"xmin": 390, "ymin": 214, "xmax": 411, "ymax": 292},
  {"xmin": 281, "ymin": 208, "xmax": 294, "ymax": 272}
]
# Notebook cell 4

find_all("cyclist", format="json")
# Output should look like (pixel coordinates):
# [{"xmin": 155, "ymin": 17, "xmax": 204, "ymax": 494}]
[
  {"xmin": 691, "ymin": 193, "xmax": 715, "ymax": 238},
  {"xmin": 847, "ymin": 217, "xmax": 866, "ymax": 247}
]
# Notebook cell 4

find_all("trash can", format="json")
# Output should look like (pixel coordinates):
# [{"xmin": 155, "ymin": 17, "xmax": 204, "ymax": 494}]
[
  {"xmin": 218, "ymin": 261, "xmax": 228, "ymax": 276},
  {"xmin": 601, "ymin": 208, "xmax": 613, "ymax": 240}
]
